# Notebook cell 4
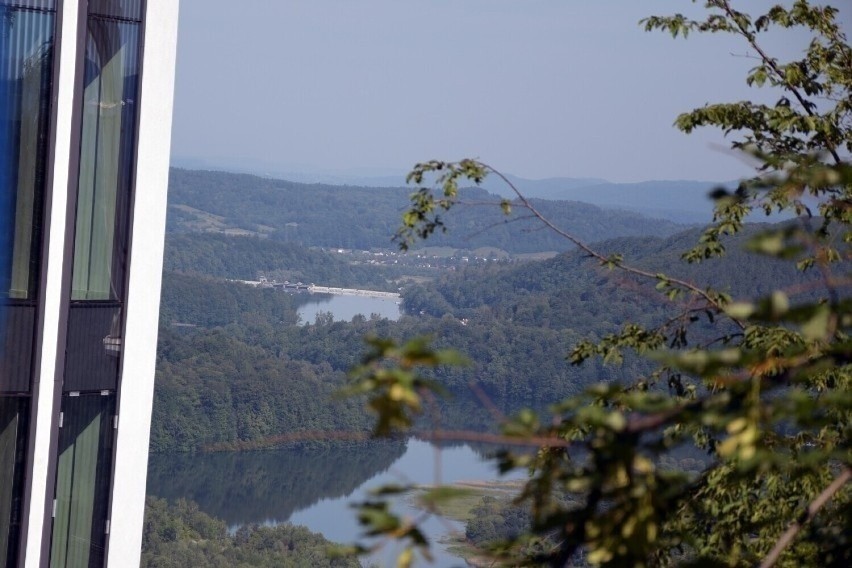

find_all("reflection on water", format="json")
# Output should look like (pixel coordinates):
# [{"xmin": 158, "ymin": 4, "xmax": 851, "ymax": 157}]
[
  {"xmin": 148, "ymin": 439, "xmax": 520, "ymax": 566},
  {"xmin": 297, "ymin": 294, "xmax": 401, "ymax": 325},
  {"xmin": 146, "ymin": 440, "xmax": 406, "ymax": 525}
]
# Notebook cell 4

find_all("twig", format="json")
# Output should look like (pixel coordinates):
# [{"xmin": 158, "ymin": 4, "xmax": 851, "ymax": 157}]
[
  {"xmin": 480, "ymin": 163, "xmax": 747, "ymax": 330},
  {"xmin": 419, "ymin": 429, "xmax": 573, "ymax": 448},
  {"xmin": 759, "ymin": 466, "xmax": 852, "ymax": 568},
  {"xmin": 468, "ymin": 381, "xmax": 508, "ymax": 424},
  {"xmin": 716, "ymin": 0, "xmax": 841, "ymax": 165}
]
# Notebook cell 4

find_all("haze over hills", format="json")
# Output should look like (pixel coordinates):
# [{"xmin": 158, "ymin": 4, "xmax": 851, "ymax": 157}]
[
  {"xmin": 169, "ymin": 158, "xmax": 725, "ymax": 224},
  {"xmin": 165, "ymin": 168, "xmax": 691, "ymax": 253},
  {"xmin": 480, "ymin": 176, "xmax": 727, "ymax": 224}
]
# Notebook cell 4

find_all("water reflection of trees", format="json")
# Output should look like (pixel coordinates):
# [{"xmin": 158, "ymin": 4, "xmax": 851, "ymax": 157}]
[{"xmin": 146, "ymin": 440, "xmax": 406, "ymax": 525}]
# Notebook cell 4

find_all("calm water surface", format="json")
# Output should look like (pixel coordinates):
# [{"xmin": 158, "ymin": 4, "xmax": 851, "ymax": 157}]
[
  {"xmin": 148, "ymin": 439, "xmax": 520, "ymax": 567},
  {"xmin": 297, "ymin": 294, "xmax": 401, "ymax": 325}
]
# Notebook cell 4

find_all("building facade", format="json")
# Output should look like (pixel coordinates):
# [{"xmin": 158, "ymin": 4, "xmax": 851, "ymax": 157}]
[{"xmin": 0, "ymin": 1, "xmax": 178, "ymax": 566}]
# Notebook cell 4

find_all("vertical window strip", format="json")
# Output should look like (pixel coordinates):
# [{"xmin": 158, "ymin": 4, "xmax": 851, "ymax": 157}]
[
  {"xmin": 0, "ymin": 4, "xmax": 54, "ymax": 567},
  {"xmin": 71, "ymin": 18, "xmax": 140, "ymax": 302},
  {"xmin": 50, "ymin": 395, "xmax": 114, "ymax": 568},
  {"xmin": 1, "ymin": 5, "xmax": 53, "ymax": 302},
  {"xmin": 51, "ymin": 4, "xmax": 144, "ymax": 565},
  {"xmin": 0, "ymin": 398, "xmax": 28, "ymax": 568}
]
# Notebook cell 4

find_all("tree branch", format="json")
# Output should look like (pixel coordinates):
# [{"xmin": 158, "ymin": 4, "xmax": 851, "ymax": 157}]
[
  {"xmin": 759, "ymin": 466, "xmax": 852, "ymax": 568},
  {"xmin": 481, "ymin": 163, "xmax": 747, "ymax": 330},
  {"xmin": 717, "ymin": 0, "xmax": 842, "ymax": 164}
]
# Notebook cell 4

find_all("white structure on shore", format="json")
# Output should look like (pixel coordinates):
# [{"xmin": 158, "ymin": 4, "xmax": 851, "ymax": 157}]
[
  {"xmin": 307, "ymin": 285, "xmax": 400, "ymax": 300},
  {"xmin": 234, "ymin": 279, "xmax": 400, "ymax": 300}
]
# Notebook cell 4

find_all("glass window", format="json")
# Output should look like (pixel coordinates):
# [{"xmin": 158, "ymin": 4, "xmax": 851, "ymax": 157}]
[
  {"xmin": 71, "ymin": 18, "xmax": 140, "ymax": 301},
  {"xmin": 0, "ymin": 397, "xmax": 28, "ymax": 568},
  {"xmin": 0, "ymin": 397, "xmax": 29, "ymax": 568},
  {"xmin": 0, "ymin": 4, "xmax": 54, "ymax": 564},
  {"xmin": 50, "ymin": 394, "xmax": 115, "ymax": 568},
  {"xmin": 88, "ymin": 0, "xmax": 142, "ymax": 21},
  {"xmin": 1, "ymin": 1, "xmax": 55, "ymax": 9},
  {"xmin": 0, "ymin": 2, "xmax": 55, "ymax": 393},
  {"xmin": 0, "ymin": 2, "xmax": 53, "ymax": 302}
]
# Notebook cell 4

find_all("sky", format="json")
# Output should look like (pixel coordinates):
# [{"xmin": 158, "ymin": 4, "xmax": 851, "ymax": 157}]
[{"xmin": 170, "ymin": 0, "xmax": 849, "ymax": 184}]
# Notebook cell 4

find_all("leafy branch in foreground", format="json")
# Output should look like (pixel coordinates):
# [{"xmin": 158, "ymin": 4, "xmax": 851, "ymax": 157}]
[
  {"xmin": 344, "ymin": 336, "xmax": 467, "ymax": 437},
  {"xmin": 352, "ymin": 2, "xmax": 851, "ymax": 566}
]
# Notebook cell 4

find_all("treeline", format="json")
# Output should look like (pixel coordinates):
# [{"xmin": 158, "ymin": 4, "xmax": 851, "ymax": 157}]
[
  {"xmin": 142, "ymin": 498, "xmax": 358, "ymax": 567},
  {"xmin": 151, "ymin": 224, "xmax": 817, "ymax": 453},
  {"xmin": 152, "ymin": 325, "xmax": 375, "ymax": 452},
  {"xmin": 403, "ymin": 224, "xmax": 819, "ymax": 336},
  {"xmin": 159, "ymin": 271, "xmax": 302, "ymax": 328},
  {"xmin": 164, "ymin": 233, "xmax": 397, "ymax": 290},
  {"xmin": 167, "ymin": 168, "xmax": 686, "ymax": 253},
  {"xmin": 151, "ymin": 277, "xmax": 638, "ymax": 452}
]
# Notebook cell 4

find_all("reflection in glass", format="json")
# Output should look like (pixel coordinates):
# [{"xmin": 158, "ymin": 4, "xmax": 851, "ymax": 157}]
[
  {"xmin": 0, "ymin": 3, "xmax": 55, "ymax": 395},
  {"xmin": 71, "ymin": 19, "xmax": 139, "ymax": 301},
  {"xmin": 0, "ymin": 397, "xmax": 28, "ymax": 568},
  {"xmin": 0, "ymin": 4, "xmax": 53, "ymax": 301},
  {"xmin": 0, "ymin": 3, "xmax": 54, "ymax": 564},
  {"xmin": 87, "ymin": 0, "xmax": 142, "ymax": 20},
  {"xmin": 50, "ymin": 394, "xmax": 115, "ymax": 568}
]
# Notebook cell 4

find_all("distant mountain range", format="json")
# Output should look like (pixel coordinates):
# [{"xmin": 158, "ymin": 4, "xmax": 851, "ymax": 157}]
[
  {"xmin": 166, "ymin": 168, "xmax": 689, "ymax": 253},
  {"xmin": 480, "ymin": 176, "xmax": 730, "ymax": 224},
  {"xmin": 170, "ymin": 156, "xmax": 729, "ymax": 224}
]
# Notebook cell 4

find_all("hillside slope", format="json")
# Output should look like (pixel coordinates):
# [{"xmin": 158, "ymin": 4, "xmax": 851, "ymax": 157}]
[{"xmin": 166, "ymin": 168, "xmax": 689, "ymax": 252}]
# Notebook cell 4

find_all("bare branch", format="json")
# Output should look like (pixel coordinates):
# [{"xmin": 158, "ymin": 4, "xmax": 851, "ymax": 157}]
[
  {"xmin": 480, "ymin": 162, "xmax": 747, "ymax": 330},
  {"xmin": 759, "ymin": 466, "xmax": 852, "ymax": 568}
]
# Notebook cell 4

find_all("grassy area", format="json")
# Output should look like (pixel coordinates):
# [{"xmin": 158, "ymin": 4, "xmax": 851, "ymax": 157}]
[
  {"xmin": 171, "ymin": 204, "xmax": 270, "ymax": 237},
  {"xmin": 408, "ymin": 480, "xmax": 524, "ymax": 522},
  {"xmin": 416, "ymin": 246, "xmax": 460, "ymax": 258},
  {"xmin": 514, "ymin": 250, "xmax": 559, "ymax": 261}
]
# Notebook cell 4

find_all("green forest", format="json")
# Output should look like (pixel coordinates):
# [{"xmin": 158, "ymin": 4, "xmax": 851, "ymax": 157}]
[
  {"xmin": 142, "ymin": 498, "xmax": 359, "ymax": 568},
  {"xmin": 151, "ymin": 221, "xmax": 814, "ymax": 453},
  {"xmin": 166, "ymin": 168, "xmax": 686, "ymax": 253},
  {"xmin": 145, "ymin": 0, "xmax": 851, "ymax": 565}
]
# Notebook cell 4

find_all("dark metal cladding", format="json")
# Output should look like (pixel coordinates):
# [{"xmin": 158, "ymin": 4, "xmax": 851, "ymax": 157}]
[
  {"xmin": 63, "ymin": 304, "xmax": 122, "ymax": 393},
  {"xmin": 0, "ymin": 1, "xmax": 56, "ymax": 11},
  {"xmin": 87, "ymin": 0, "xmax": 143, "ymax": 21},
  {"xmin": 0, "ymin": 305, "xmax": 35, "ymax": 393}
]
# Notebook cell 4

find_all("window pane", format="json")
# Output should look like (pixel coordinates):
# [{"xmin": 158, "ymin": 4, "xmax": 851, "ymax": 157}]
[
  {"xmin": 0, "ymin": 1, "xmax": 55, "ymax": 11},
  {"xmin": 71, "ymin": 19, "xmax": 139, "ymax": 301},
  {"xmin": 0, "ymin": 397, "xmax": 28, "ymax": 568},
  {"xmin": 50, "ymin": 394, "xmax": 114, "ymax": 568},
  {"xmin": 88, "ymin": 0, "xmax": 142, "ymax": 21},
  {"xmin": 0, "ymin": 6, "xmax": 53, "ymax": 301}
]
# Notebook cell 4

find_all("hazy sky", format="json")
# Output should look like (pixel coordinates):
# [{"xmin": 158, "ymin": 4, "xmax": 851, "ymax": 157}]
[{"xmin": 170, "ymin": 1, "xmax": 848, "ymax": 183}]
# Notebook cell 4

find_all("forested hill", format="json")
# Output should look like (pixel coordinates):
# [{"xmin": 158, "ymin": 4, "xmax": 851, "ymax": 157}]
[
  {"xmin": 163, "ymin": 233, "xmax": 397, "ymax": 290},
  {"xmin": 166, "ymin": 168, "xmax": 688, "ymax": 252},
  {"xmin": 402, "ymin": 223, "xmax": 820, "ymax": 334},
  {"xmin": 151, "ymin": 221, "xmax": 821, "ymax": 453}
]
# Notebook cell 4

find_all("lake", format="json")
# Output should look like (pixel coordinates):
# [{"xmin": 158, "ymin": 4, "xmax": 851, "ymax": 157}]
[
  {"xmin": 297, "ymin": 294, "xmax": 401, "ymax": 325},
  {"xmin": 147, "ymin": 439, "xmax": 521, "ymax": 567}
]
